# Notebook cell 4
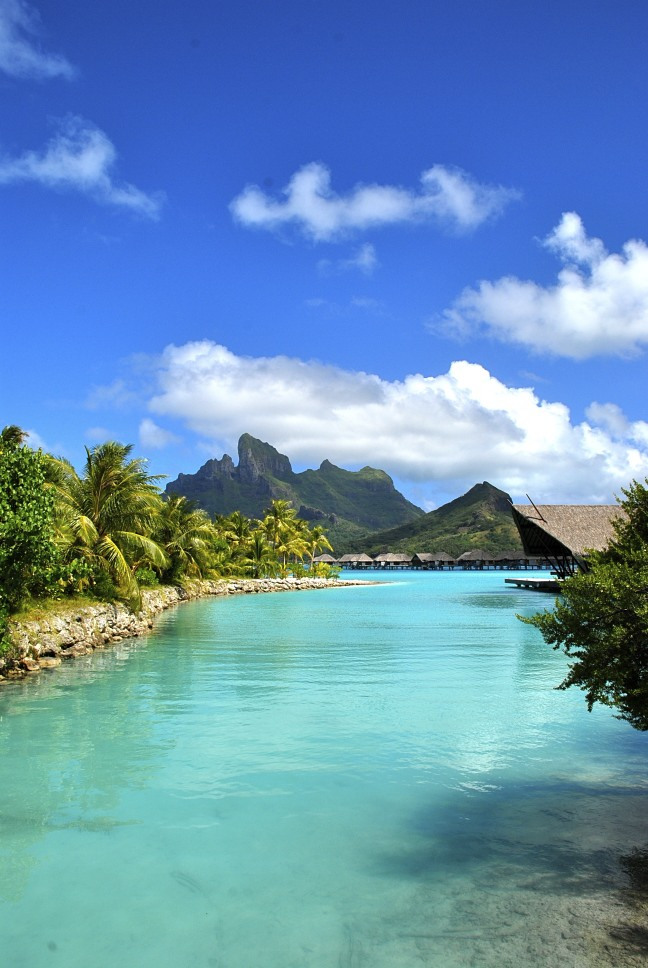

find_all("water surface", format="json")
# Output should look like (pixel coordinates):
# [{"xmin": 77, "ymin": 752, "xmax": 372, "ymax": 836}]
[{"xmin": 1, "ymin": 571, "xmax": 647, "ymax": 966}]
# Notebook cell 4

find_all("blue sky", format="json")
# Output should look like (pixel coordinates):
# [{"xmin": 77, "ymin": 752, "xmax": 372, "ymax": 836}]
[{"xmin": 2, "ymin": 0, "xmax": 648, "ymax": 509}]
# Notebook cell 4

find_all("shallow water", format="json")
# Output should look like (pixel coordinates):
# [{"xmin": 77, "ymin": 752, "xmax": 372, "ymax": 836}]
[{"xmin": 1, "ymin": 571, "xmax": 647, "ymax": 967}]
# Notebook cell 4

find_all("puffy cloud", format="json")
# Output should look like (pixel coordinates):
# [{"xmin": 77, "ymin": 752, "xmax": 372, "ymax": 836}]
[
  {"xmin": 0, "ymin": 116, "xmax": 164, "ymax": 218},
  {"xmin": 441, "ymin": 213, "xmax": 648, "ymax": 358},
  {"xmin": 0, "ymin": 0, "xmax": 75, "ymax": 79},
  {"xmin": 138, "ymin": 418, "xmax": 180, "ymax": 450},
  {"xmin": 230, "ymin": 162, "xmax": 519, "ymax": 241},
  {"xmin": 136, "ymin": 340, "xmax": 648, "ymax": 503}
]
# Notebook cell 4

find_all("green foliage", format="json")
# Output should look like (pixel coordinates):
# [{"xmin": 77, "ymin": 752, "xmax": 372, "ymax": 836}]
[
  {"xmin": 311, "ymin": 562, "xmax": 340, "ymax": 579},
  {"xmin": 134, "ymin": 565, "xmax": 159, "ymax": 587},
  {"xmin": 0, "ymin": 430, "xmax": 339, "ymax": 626},
  {"xmin": 0, "ymin": 426, "xmax": 60, "ymax": 612},
  {"xmin": 241, "ymin": 530, "xmax": 277, "ymax": 578},
  {"xmin": 522, "ymin": 479, "xmax": 648, "ymax": 730},
  {"xmin": 154, "ymin": 494, "xmax": 215, "ymax": 583},
  {"xmin": 0, "ymin": 606, "xmax": 21, "ymax": 671},
  {"xmin": 49, "ymin": 441, "xmax": 168, "ymax": 607}
]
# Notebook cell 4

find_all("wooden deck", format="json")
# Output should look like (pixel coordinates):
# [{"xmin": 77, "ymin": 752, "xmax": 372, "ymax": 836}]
[{"xmin": 504, "ymin": 577, "xmax": 561, "ymax": 593}]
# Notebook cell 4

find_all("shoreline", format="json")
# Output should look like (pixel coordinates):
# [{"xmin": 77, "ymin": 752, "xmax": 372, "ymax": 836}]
[{"xmin": 1, "ymin": 575, "xmax": 375, "ymax": 683}]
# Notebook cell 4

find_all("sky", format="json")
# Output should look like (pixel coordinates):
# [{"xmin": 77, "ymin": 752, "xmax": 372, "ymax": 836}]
[{"xmin": 2, "ymin": 0, "xmax": 648, "ymax": 510}]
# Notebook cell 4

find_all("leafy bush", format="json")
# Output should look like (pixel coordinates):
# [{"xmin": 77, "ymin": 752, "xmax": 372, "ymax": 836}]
[
  {"xmin": 523, "ymin": 478, "xmax": 648, "ymax": 731},
  {"xmin": 0, "ymin": 607, "xmax": 20, "ymax": 671},
  {"xmin": 135, "ymin": 565, "xmax": 159, "ymax": 587},
  {"xmin": 0, "ymin": 427, "xmax": 60, "ymax": 613}
]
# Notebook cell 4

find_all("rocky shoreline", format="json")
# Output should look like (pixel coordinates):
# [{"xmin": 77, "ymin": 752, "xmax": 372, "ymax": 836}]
[{"xmin": 1, "ymin": 576, "xmax": 370, "ymax": 683}]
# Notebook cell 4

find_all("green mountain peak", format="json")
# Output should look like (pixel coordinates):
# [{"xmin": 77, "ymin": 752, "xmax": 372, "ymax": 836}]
[{"xmin": 166, "ymin": 434, "xmax": 423, "ymax": 549}]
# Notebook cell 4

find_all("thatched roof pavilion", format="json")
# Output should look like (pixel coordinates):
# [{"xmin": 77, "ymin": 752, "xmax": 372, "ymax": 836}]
[
  {"xmin": 374, "ymin": 553, "xmax": 413, "ymax": 568},
  {"xmin": 313, "ymin": 554, "xmax": 338, "ymax": 564},
  {"xmin": 456, "ymin": 549, "xmax": 494, "ymax": 568},
  {"xmin": 412, "ymin": 552, "xmax": 455, "ymax": 569},
  {"xmin": 338, "ymin": 553, "xmax": 374, "ymax": 569},
  {"xmin": 511, "ymin": 504, "xmax": 624, "ymax": 577}
]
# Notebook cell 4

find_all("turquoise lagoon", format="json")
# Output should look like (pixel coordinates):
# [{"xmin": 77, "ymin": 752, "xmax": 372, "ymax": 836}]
[{"xmin": 1, "ymin": 571, "xmax": 647, "ymax": 967}]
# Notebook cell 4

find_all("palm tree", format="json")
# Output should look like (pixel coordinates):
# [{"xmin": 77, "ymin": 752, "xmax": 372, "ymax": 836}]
[
  {"xmin": 155, "ymin": 495, "xmax": 215, "ymax": 582},
  {"xmin": 243, "ymin": 531, "xmax": 278, "ymax": 578},
  {"xmin": 261, "ymin": 500, "xmax": 303, "ymax": 573},
  {"xmin": 0, "ymin": 425, "xmax": 28, "ymax": 448},
  {"xmin": 49, "ymin": 442, "xmax": 168, "ymax": 606},
  {"xmin": 220, "ymin": 510, "xmax": 252, "ymax": 547},
  {"xmin": 305, "ymin": 524, "xmax": 334, "ymax": 567}
]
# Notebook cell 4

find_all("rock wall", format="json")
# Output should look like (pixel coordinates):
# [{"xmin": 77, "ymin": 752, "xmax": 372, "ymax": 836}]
[{"xmin": 1, "ymin": 577, "xmax": 360, "ymax": 682}]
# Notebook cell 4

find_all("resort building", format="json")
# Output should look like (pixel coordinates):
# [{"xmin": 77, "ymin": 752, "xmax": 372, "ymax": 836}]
[
  {"xmin": 412, "ymin": 552, "xmax": 455, "ymax": 570},
  {"xmin": 511, "ymin": 504, "xmax": 624, "ymax": 578},
  {"xmin": 373, "ymin": 553, "xmax": 414, "ymax": 569}
]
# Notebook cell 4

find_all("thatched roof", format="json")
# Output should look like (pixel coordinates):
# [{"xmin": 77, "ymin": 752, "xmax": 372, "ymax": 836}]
[
  {"xmin": 338, "ymin": 553, "xmax": 374, "ymax": 563},
  {"xmin": 511, "ymin": 504, "xmax": 624, "ymax": 558},
  {"xmin": 413, "ymin": 552, "xmax": 454, "ymax": 562},
  {"xmin": 457, "ymin": 549, "xmax": 493, "ymax": 561},
  {"xmin": 374, "ymin": 552, "xmax": 413, "ymax": 562},
  {"xmin": 313, "ymin": 554, "xmax": 338, "ymax": 563},
  {"xmin": 493, "ymin": 550, "xmax": 527, "ymax": 561}
]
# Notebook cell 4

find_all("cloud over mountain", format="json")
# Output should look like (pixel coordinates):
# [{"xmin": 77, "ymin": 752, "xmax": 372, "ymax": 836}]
[{"xmin": 132, "ymin": 340, "xmax": 648, "ymax": 503}]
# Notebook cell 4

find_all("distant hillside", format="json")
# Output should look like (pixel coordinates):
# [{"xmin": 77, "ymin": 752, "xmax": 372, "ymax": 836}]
[
  {"xmin": 353, "ymin": 481, "xmax": 523, "ymax": 557},
  {"xmin": 165, "ymin": 434, "xmax": 424, "ymax": 549}
]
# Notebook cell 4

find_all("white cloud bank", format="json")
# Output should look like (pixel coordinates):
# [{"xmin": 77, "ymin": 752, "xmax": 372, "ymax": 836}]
[
  {"xmin": 230, "ymin": 162, "xmax": 520, "ymax": 241},
  {"xmin": 140, "ymin": 340, "xmax": 648, "ymax": 504},
  {"xmin": 0, "ymin": 0, "xmax": 75, "ymax": 79},
  {"xmin": 442, "ymin": 212, "xmax": 648, "ymax": 359},
  {"xmin": 0, "ymin": 116, "xmax": 163, "ymax": 218}
]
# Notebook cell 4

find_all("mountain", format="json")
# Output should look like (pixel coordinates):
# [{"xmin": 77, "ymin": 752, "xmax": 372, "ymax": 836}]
[
  {"xmin": 357, "ymin": 481, "xmax": 522, "ymax": 557},
  {"xmin": 165, "ymin": 433, "xmax": 424, "ymax": 549}
]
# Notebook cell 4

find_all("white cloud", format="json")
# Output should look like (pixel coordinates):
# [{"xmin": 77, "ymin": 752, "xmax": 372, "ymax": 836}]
[
  {"xmin": 86, "ymin": 378, "xmax": 141, "ymax": 410},
  {"xmin": 303, "ymin": 295, "xmax": 386, "ymax": 316},
  {"xmin": 0, "ymin": 116, "xmax": 164, "ymax": 218},
  {"xmin": 350, "ymin": 296, "xmax": 386, "ymax": 313},
  {"xmin": 84, "ymin": 426, "xmax": 117, "ymax": 443},
  {"xmin": 128, "ymin": 340, "xmax": 648, "ymax": 503},
  {"xmin": 230, "ymin": 162, "xmax": 520, "ymax": 241},
  {"xmin": 24, "ymin": 427, "xmax": 48, "ymax": 450},
  {"xmin": 138, "ymin": 418, "xmax": 180, "ymax": 450},
  {"xmin": 318, "ymin": 242, "xmax": 378, "ymax": 276},
  {"xmin": 441, "ymin": 213, "xmax": 648, "ymax": 358},
  {"xmin": 0, "ymin": 0, "xmax": 75, "ymax": 79}
]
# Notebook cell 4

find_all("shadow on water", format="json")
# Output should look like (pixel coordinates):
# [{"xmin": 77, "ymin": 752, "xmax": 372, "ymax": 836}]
[{"xmin": 371, "ymin": 777, "xmax": 648, "ymax": 898}]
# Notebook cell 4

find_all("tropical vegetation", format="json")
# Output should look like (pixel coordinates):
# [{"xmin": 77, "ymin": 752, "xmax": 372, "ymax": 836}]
[
  {"xmin": 0, "ymin": 427, "xmax": 338, "ymax": 666},
  {"xmin": 523, "ymin": 479, "xmax": 648, "ymax": 731}
]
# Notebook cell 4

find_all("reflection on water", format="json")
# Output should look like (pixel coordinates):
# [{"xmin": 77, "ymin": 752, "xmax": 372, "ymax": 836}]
[{"xmin": 0, "ymin": 571, "xmax": 647, "ymax": 967}]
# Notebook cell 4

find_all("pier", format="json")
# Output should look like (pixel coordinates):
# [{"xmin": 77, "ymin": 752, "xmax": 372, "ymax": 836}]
[{"xmin": 504, "ymin": 577, "xmax": 561, "ymax": 593}]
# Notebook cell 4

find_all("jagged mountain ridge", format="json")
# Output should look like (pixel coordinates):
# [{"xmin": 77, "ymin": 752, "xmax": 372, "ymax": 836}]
[
  {"xmin": 356, "ymin": 481, "xmax": 523, "ymax": 557},
  {"xmin": 165, "ymin": 433, "xmax": 424, "ymax": 548}
]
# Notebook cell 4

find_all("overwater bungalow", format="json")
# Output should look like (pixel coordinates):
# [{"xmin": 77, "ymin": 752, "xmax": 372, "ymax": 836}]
[
  {"xmin": 412, "ymin": 552, "xmax": 455, "ymax": 570},
  {"xmin": 338, "ymin": 553, "xmax": 374, "ymax": 570},
  {"xmin": 456, "ymin": 549, "xmax": 494, "ymax": 570},
  {"xmin": 493, "ymin": 551, "xmax": 521, "ymax": 569},
  {"xmin": 511, "ymin": 503, "xmax": 625, "ymax": 577},
  {"xmin": 312, "ymin": 554, "xmax": 339, "ymax": 565},
  {"xmin": 374, "ymin": 552, "xmax": 413, "ymax": 569}
]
